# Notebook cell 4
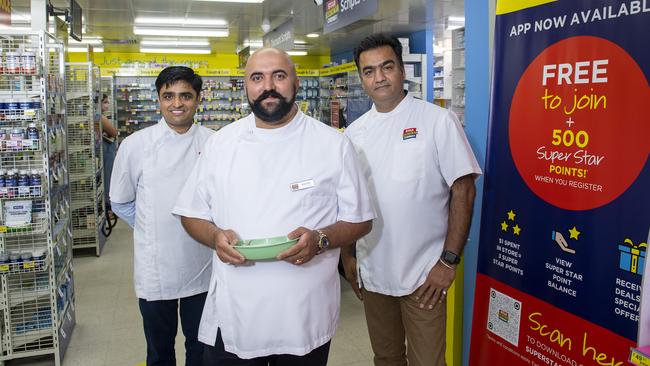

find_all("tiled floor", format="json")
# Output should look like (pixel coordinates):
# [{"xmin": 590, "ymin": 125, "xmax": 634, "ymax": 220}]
[{"xmin": 8, "ymin": 222, "xmax": 374, "ymax": 366}]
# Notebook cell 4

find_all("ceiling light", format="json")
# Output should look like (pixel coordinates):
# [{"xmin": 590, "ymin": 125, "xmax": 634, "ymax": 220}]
[
  {"xmin": 287, "ymin": 51, "xmax": 307, "ymax": 56},
  {"xmin": 306, "ymin": 33, "xmax": 319, "ymax": 38},
  {"xmin": 140, "ymin": 39, "xmax": 210, "ymax": 47},
  {"xmin": 69, "ymin": 37, "xmax": 103, "ymax": 45},
  {"xmin": 134, "ymin": 26, "xmax": 228, "ymax": 37},
  {"xmin": 134, "ymin": 17, "xmax": 227, "ymax": 26},
  {"xmin": 69, "ymin": 47, "xmax": 104, "ymax": 53},
  {"xmin": 194, "ymin": 0, "xmax": 264, "ymax": 3},
  {"xmin": 140, "ymin": 47, "xmax": 211, "ymax": 54},
  {"xmin": 3, "ymin": 26, "xmax": 31, "ymax": 31},
  {"xmin": 261, "ymin": 18, "xmax": 271, "ymax": 33},
  {"xmin": 243, "ymin": 39, "xmax": 263, "ymax": 48}
]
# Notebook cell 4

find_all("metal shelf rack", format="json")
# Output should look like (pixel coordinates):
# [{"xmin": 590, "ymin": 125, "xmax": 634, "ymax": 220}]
[
  {"xmin": 65, "ymin": 63, "xmax": 105, "ymax": 256},
  {"xmin": 0, "ymin": 30, "xmax": 75, "ymax": 366}
]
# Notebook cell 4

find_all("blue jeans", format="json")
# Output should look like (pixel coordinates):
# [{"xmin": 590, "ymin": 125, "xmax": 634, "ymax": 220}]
[
  {"xmin": 138, "ymin": 292, "xmax": 207, "ymax": 366},
  {"xmin": 103, "ymin": 140, "xmax": 117, "ymax": 208}
]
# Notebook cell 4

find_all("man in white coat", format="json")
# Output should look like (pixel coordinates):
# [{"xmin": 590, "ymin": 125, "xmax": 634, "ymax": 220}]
[
  {"xmin": 343, "ymin": 34, "xmax": 482, "ymax": 366},
  {"xmin": 110, "ymin": 66, "xmax": 214, "ymax": 366},
  {"xmin": 173, "ymin": 48, "xmax": 375, "ymax": 365}
]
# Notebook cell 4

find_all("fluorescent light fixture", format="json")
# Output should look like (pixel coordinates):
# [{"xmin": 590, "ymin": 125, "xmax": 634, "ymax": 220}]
[
  {"xmin": 69, "ymin": 47, "xmax": 104, "ymax": 52},
  {"xmin": 287, "ymin": 51, "xmax": 307, "ymax": 56},
  {"xmin": 141, "ymin": 39, "xmax": 210, "ymax": 47},
  {"xmin": 11, "ymin": 13, "xmax": 31, "ymax": 23},
  {"xmin": 448, "ymin": 16, "xmax": 465, "ymax": 22},
  {"xmin": 135, "ymin": 17, "xmax": 227, "ymax": 26},
  {"xmin": 306, "ymin": 33, "xmax": 319, "ymax": 38},
  {"xmin": 294, "ymin": 40, "xmax": 306, "ymax": 44},
  {"xmin": 194, "ymin": 0, "xmax": 264, "ymax": 3},
  {"xmin": 134, "ymin": 26, "xmax": 228, "ymax": 37},
  {"xmin": 244, "ymin": 39, "xmax": 263, "ymax": 48},
  {"xmin": 140, "ymin": 47, "xmax": 211, "ymax": 54},
  {"xmin": 70, "ymin": 37, "xmax": 103, "ymax": 45},
  {"xmin": 2, "ymin": 26, "xmax": 31, "ymax": 31}
]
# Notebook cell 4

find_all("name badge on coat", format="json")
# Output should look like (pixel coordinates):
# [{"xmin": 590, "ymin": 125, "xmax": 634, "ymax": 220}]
[{"xmin": 290, "ymin": 179, "xmax": 315, "ymax": 192}]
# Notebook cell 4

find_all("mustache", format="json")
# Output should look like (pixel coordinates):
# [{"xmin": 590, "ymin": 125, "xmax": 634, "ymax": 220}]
[{"xmin": 254, "ymin": 89, "xmax": 287, "ymax": 104}]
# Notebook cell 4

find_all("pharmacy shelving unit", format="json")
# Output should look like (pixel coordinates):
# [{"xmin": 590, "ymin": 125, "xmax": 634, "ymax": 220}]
[
  {"xmin": 114, "ymin": 76, "xmax": 158, "ymax": 140},
  {"xmin": 451, "ymin": 27, "xmax": 466, "ymax": 125},
  {"xmin": 0, "ymin": 30, "xmax": 75, "ymax": 365},
  {"xmin": 115, "ymin": 75, "xmax": 247, "ymax": 138},
  {"xmin": 196, "ymin": 76, "xmax": 246, "ymax": 131},
  {"xmin": 402, "ymin": 53, "xmax": 427, "ymax": 101},
  {"xmin": 318, "ymin": 63, "xmax": 372, "ymax": 128},
  {"xmin": 65, "ymin": 63, "xmax": 106, "ymax": 256},
  {"xmin": 296, "ymin": 76, "xmax": 319, "ymax": 117},
  {"xmin": 433, "ymin": 52, "xmax": 452, "ymax": 107}
]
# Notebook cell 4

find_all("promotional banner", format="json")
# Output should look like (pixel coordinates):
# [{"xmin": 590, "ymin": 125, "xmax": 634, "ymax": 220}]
[
  {"xmin": 323, "ymin": 0, "xmax": 378, "ymax": 34},
  {"xmin": 470, "ymin": 1, "xmax": 650, "ymax": 365},
  {"xmin": 263, "ymin": 18, "xmax": 294, "ymax": 51}
]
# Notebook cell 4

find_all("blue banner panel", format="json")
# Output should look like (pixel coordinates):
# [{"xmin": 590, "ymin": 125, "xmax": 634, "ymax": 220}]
[{"xmin": 470, "ymin": 1, "xmax": 650, "ymax": 364}]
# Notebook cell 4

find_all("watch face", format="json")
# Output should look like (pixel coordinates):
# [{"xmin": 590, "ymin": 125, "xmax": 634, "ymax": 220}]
[
  {"xmin": 443, "ymin": 251, "xmax": 459, "ymax": 264},
  {"xmin": 321, "ymin": 237, "xmax": 330, "ymax": 248}
]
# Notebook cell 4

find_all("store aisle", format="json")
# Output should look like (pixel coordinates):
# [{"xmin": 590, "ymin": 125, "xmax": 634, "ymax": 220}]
[{"xmin": 9, "ymin": 222, "xmax": 373, "ymax": 366}]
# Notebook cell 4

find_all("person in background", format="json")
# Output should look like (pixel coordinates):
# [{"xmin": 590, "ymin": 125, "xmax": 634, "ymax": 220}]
[
  {"xmin": 110, "ymin": 66, "xmax": 214, "ymax": 366},
  {"xmin": 173, "ymin": 48, "xmax": 375, "ymax": 366},
  {"xmin": 100, "ymin": 93, "xmax": 118, "ymax": 219},
  {"xmin": 342, "ymin": 34, "xmax": 482, "ymax": 366}
]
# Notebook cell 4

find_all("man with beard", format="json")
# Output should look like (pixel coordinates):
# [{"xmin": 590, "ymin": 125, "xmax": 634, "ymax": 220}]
[{"xmin": 173, "ymin": 47, "xmax": 375, "ymax": 365}]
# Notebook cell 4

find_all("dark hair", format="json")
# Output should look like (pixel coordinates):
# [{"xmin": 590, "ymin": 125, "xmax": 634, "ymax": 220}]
[
  {"xmin": 102, "ymin": 93, "xmax": 108, "ymax": 102},
  {"xmin": 155, "ymin": 66, "xmax": 203, "ymax": 97},
  {"xmin": 353, "ymin": 34, "xmax": 404, "ymax": 72}
]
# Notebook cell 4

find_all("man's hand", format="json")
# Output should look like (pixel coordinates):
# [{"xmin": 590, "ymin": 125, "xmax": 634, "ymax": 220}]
[
  {"xmin": 413, "ymin": 261, "xmax": 456, "ymax": 309},
  {"xmin": 214, "ymin": 229, "xmax": 245, "ymax": 265},
  {"xmin": 341, "ymin": 254, "xmax": 362, "ymax": 300},
  {"xmin": 277, "ymin": 227, "xmax": 320, "ymax": 265}
]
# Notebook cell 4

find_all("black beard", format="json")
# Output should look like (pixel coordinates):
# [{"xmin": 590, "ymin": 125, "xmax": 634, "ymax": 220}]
[{"xmin": 249, "ymin": 89, "xmax": 296, "ymax": 123}]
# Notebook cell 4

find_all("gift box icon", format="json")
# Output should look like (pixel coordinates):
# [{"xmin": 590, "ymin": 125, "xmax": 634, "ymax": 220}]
[{"xmin": 618, "ymin": 238, "xmax": 647, "ymax": 275}]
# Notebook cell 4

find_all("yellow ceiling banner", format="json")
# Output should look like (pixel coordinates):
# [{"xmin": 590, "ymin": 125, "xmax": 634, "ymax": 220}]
[{"xmin": 496, "ymin": 0, "xmax": 558, "ymax": 15}]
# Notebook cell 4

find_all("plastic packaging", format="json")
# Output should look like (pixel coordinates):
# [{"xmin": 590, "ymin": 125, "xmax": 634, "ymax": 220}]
[
  {"xmin": 18, "ymin": 169, "xmax": 30, "ymax": 196},
  {"xmin": 4, "ymin": 200, "xmax": 33, "ymax": 229},
  {"xmin": 30, "ymin": 170, "xmax": 41, "ymax": 196}
]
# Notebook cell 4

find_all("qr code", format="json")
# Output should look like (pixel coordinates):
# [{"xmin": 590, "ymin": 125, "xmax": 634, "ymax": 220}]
[{"xmin": 486, "ymin": 288, "xmax": 522, "ymax": 346}]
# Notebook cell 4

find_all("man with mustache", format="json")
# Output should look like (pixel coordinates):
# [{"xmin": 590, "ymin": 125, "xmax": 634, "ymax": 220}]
[
  {"xmin": 342, "ymin": 34, "xmax": 482, "ymax": 366},
  {"xmin": 173, "ymin": 48, "xmax": 375, "ymax": 365},
  {"xmin": 110, "ymin": 66, "xmax": 214, "ymax": 365}
]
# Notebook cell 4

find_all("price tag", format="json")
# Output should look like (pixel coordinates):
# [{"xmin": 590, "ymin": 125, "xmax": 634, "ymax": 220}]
[
  {"xmin": 23, "ymin": 261, "xmax": 35, "ymax": 270},
  {"xmin": 0, "ymin": 264, "xmax": 9, "ymax": 272},
  {"xmin": 0, "ymin": 226, "xmax": 7, "ymax": 233}
]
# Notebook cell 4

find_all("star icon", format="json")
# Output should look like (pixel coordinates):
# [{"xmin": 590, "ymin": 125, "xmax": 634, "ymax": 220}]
[
  {"xmin": 568, "ymin": 226, "xmax": 581, "ymax": 240},
  {"xmin": 512, "ymin": 224, "xmax": 521, "ymax": 236},
  {"xmin": 501, "ymin": 221, "xmax": 509, "ymax": 232},
  {"xmin": 507, "ymin": 210, "xmax": 516, "ymax": 221}
]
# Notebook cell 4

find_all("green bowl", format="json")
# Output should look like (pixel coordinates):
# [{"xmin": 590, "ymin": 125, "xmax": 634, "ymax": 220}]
[{"xmin": 233, "ymin": 236, "xmax": 299, "ymax": 260}]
